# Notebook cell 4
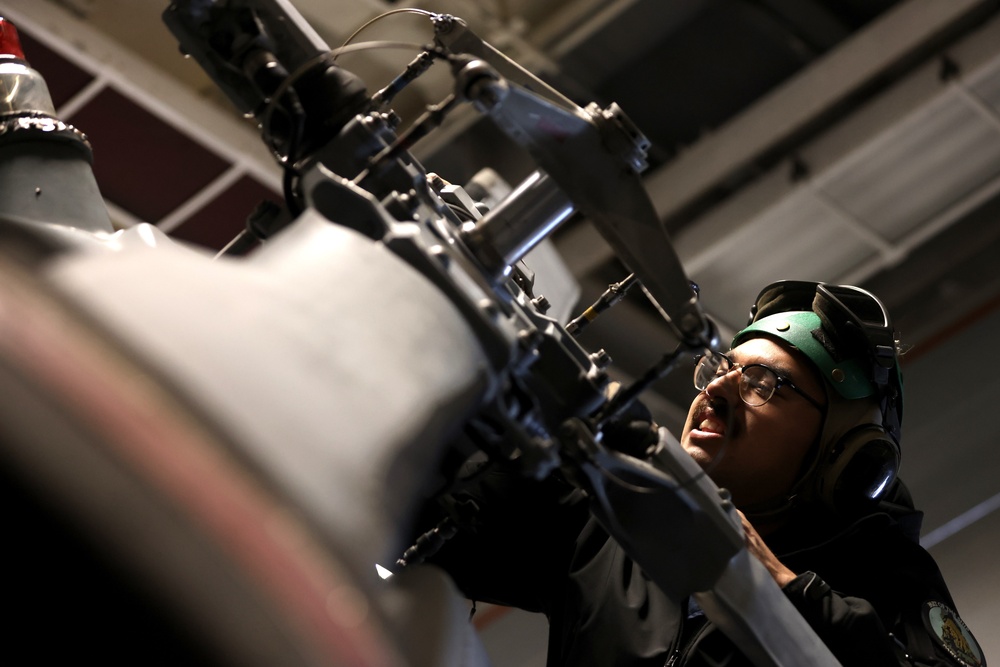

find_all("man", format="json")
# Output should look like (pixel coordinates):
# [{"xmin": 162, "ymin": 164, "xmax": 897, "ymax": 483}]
[{"xmin": 427, "ymin": 280, "xmax": 984, "ymax": 666}]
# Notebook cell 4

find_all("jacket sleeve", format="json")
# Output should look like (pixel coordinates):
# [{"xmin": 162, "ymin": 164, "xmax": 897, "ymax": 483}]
[
  {"xmin": 782, "ymin": 538, "xmax": 987, "ymax": 667},
  {"xmin": 421, "ymin": 467, "xmax": 591, "ymax": 615},
  {"xmin": 783, "ymin": 571, "xmax": 908, "ymax": 666}
]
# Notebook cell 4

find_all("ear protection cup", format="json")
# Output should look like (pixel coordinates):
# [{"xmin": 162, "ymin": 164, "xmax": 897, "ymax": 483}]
[
  {"xmin": 794, "ymin": 392, "xmax": 901, "ymax": 517},
  {"xmin": 815, "ymin": 423, "xmax": 900, "ymax": 515}
]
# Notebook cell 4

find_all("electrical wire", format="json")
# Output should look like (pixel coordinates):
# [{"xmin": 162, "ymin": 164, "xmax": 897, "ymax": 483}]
[{"xmin": 333, "ymin": 8, "xmax": 440, "ymax": 63}]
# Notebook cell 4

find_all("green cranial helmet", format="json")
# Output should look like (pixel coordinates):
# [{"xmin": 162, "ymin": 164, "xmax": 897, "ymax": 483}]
[
  {"xmin": 733, "ymin": 310, "xmax": 874, "ymax": 400},
  {"xmin": 731, "ymin": 281, "xmax": 905, "ymax": 512},
  {"xmin": 732, "ymin": 280, "xmax": 903, "ymax": 436}
]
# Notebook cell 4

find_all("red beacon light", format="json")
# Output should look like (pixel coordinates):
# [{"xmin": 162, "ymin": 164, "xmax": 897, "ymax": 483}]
[
  {"xmin": 0, "ymin": 17, "xmax": 58, "ymax": 117},
  {"xmin": 0, "ymin": 18, "xmax": 27, "ymax": 60}
]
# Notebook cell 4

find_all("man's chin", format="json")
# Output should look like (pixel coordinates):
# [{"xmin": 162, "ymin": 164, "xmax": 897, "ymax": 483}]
[
  {"xmin": 681, "ymin": 433, "xmax": 722, "ymax": 467},
  {"xmin": 685, "ymin": 427, "xmax": 727, "ymax": 448}
]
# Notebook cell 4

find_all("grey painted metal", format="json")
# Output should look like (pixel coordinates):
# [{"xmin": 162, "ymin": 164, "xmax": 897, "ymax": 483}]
[
  {"xmin": 48, "ymin": 214, "xmax": 492, "ymax": 580},
  {"xmin": 0, "ymin": 142, "xmax": 114, "ymax": 234},
  {"xmin": 0, "ymin": 56, "xmax": 113, "ymax": 233},
  {"xmin": 462, "ymin": 170, "xmax": 575, "ymax": 280}
]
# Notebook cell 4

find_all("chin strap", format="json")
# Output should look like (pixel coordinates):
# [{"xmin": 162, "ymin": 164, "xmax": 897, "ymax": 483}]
[
  {"xmin": 741, "ymin": 418, "xmax": 829, "ymax": 525},
  {"xmin": 742, "ymin": 494, "xmax": 799, "ymax": 524}
]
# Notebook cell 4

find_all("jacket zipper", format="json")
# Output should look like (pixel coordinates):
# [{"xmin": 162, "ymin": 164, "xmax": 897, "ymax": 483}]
[{"xmin": 666, "ymin": 610, "xmax": 712, "ymax": 666}]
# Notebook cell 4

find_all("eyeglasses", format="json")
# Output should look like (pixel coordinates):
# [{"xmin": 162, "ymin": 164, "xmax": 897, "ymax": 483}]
[{"xmin": 693, "ymin": 352, "xmax": 825, "ymax": 411}]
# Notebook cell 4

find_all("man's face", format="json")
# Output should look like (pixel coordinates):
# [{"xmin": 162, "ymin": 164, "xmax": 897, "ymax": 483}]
[{"xmin": 681, "ymin": 337, "xmax": 826, "ymax": 510}]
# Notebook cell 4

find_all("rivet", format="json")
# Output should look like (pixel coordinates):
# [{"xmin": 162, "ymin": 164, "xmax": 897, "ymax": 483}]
[
  {"xmin": 776, "ymin": 321, "xmax": 791, "ymax": 332},
  {"xmin": 831, "ymin": 368, "xmax": 845, "ymax": 383}
]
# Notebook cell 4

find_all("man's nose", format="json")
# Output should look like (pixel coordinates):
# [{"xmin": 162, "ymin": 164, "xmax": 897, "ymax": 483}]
[{"xmin": 705, "ymin": 366, "xmax": 741, "ymax": 398}]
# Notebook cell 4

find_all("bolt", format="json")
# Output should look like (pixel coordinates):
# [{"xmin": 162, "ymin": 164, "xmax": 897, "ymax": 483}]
[
  {"xmin": 589, "ymin": 348, "xmax": 612, "ymax": 369},
  {"xmin": 717, "ymin": 487, "xmax": 735, "ymax": 512},
  {"xmin": 432, "ymin": 13, "xmax": 456, "ymax": 35},
  {"xmin": 426, "ymin": 173, "xmax": 445, "ymax": 192},
  {"xmin": 479, "ymin": 298, "xmax": 499, "ymax": 318},
  {"xmin": 531, "ymin": 294, "xmax": 551, "ymax": 314},
  {"xmin": 428, "ymin": 244, "xmax": 450, "ymax": 268},
  {"xmin": 518, "ymin": 328, "xmax": 543, "ymax": 351}
]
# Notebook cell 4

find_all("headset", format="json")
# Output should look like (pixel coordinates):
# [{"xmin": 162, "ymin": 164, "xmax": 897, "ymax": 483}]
[{"xmin": 732, "ymin": 280, "xmax": 904, "ymax": 515}]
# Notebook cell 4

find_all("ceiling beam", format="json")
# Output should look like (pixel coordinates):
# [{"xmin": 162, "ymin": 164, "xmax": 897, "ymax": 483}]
[
  {"xmin": 643, "ymin": 0, "xmax": 998, "ymax": 226},
  {"xmin": 2, "ymin": 0, "xmax": 281, "ymax": 189}
]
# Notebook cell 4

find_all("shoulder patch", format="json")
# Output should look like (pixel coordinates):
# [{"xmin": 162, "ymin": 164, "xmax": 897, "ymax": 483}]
[{"xmin": 923, "ymin": 601, "xmax": 986, "ymax": 667}]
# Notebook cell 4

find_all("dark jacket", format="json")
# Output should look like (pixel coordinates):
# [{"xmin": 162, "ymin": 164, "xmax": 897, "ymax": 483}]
[{"xmin": 429, "ymin": 469, "xmax": 984, "ymax": 667}]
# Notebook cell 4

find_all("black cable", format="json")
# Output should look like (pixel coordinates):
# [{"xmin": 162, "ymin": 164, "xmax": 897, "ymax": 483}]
[
  {"xmin": 395, "ymin": 516, "xmax": 459, "ymax": 570},
  {"xmin": 352, "ymin": 93, "xmax": 459, "ymax": 185},
  {"xmin": 260, "ymin": 40, "xmax": 443, "ymax": 156},
  {"xmin": 371, "ymin": 50, "xmax": 436, "ymax": 108}
]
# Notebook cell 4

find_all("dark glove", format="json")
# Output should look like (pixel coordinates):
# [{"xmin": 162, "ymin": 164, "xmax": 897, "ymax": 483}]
[{"xmin": 598, "ymin": 383, "xmax": 659, "ymax": 458}]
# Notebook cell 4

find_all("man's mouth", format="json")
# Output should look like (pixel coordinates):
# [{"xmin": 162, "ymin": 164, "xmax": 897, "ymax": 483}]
[
  {"xmin": 691, "ymin": 400, "xmax": 731, "ymax": 438},
  {"xmin": 697, "ymin": 413, "xmax": 726, "ymax": 435}
]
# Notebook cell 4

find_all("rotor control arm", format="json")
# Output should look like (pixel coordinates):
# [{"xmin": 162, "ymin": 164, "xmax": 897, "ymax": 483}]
[{"xmin": 436, "ymin": 20, "xmax": 717, "ymax": 349}]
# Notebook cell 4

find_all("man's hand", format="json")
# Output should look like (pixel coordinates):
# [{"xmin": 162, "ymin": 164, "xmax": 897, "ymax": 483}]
[
  {"xmin": 738, "ymin": 510, "xmax": 797, "ymax": 588},
  {"xmin": 598, "ymin": 382, "xmax": 659, "ymax": 458}
]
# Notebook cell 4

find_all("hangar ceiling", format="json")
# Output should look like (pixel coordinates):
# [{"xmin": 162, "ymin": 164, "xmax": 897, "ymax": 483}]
[{"xmin": 2, "ymin": 0, "xmax": 999, "ymax": 663}]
